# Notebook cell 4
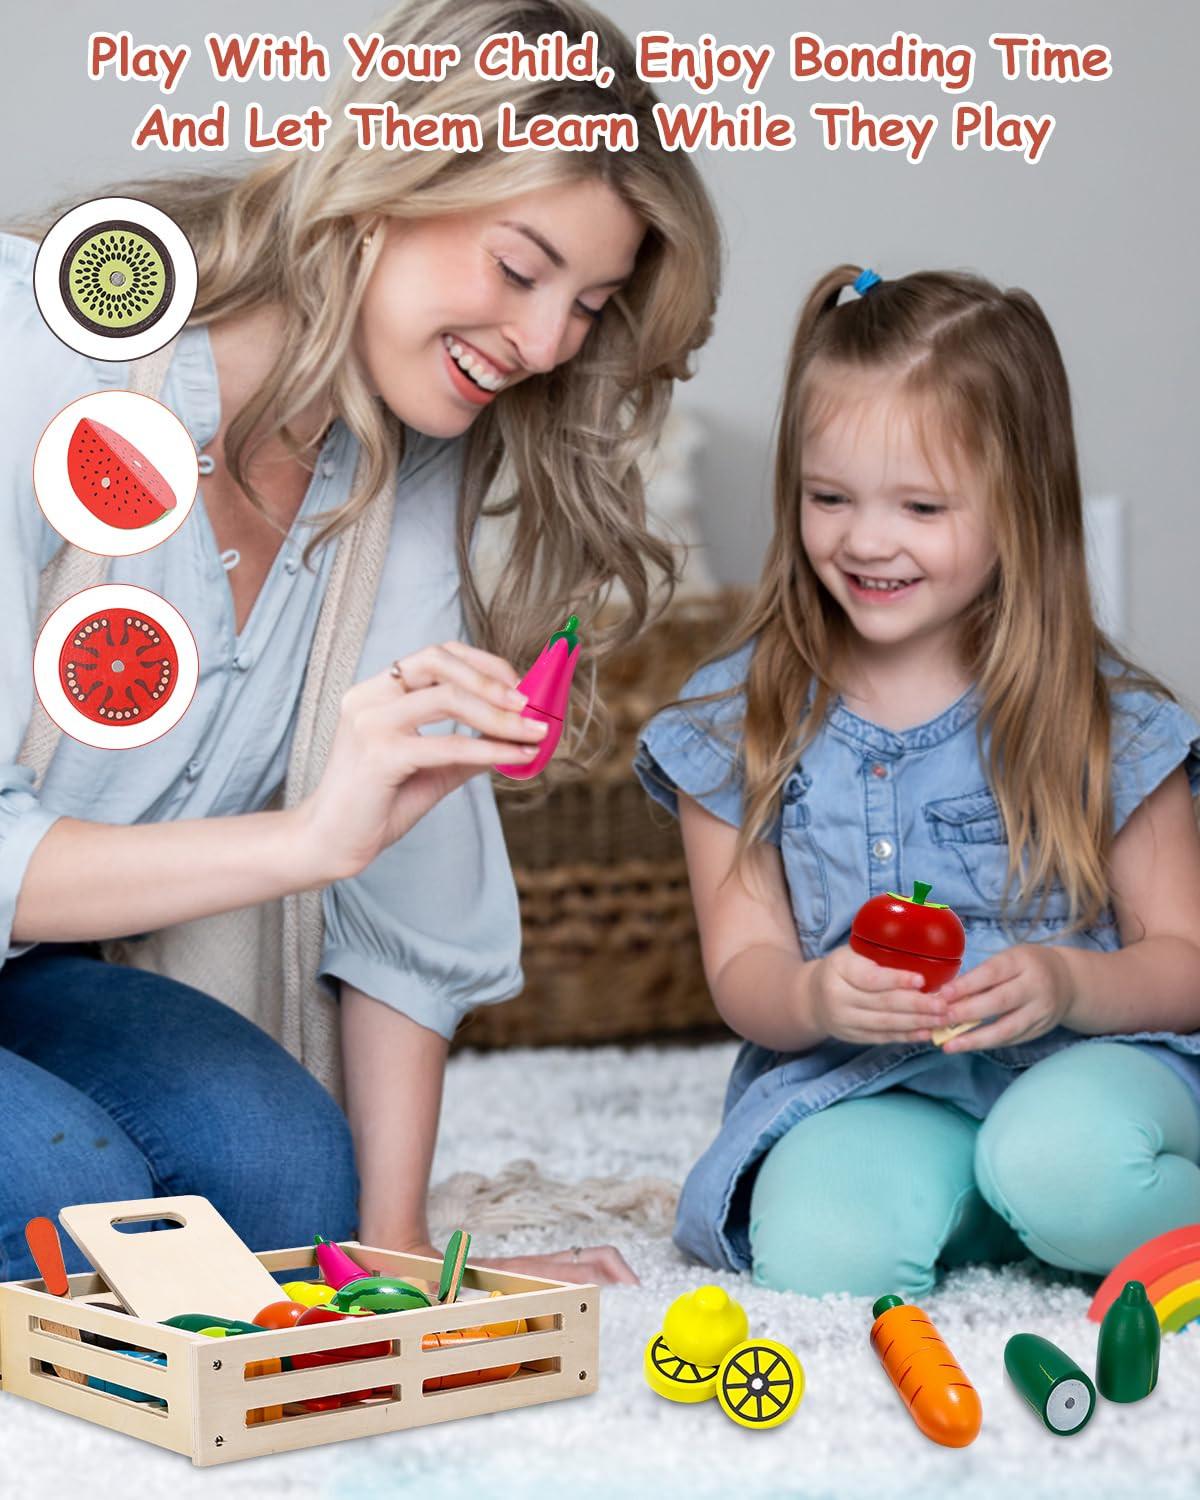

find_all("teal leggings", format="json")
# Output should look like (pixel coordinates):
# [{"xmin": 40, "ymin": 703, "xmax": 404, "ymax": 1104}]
[{"xmin": 749, "ymin": 1042, "xmax": 1200, "ymax": 1299}]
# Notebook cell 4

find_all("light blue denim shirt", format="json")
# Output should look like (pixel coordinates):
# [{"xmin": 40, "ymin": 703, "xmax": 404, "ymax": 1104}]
[
  {"xmin": 0, "ymin": 231, "xmax": 522, "ymax": 1039},
  {"xmin": 634, "ymin": 641, "xmax": 1200, "ymax": 1271}
]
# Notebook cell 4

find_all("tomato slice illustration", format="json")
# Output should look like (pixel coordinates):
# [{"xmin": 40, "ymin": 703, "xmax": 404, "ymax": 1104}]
[{"xmin": 58, "ymin": 608, "xmax": 178, "ymax": 724}]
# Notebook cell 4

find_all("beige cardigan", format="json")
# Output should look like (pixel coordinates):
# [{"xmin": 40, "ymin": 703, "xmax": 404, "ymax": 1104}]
[{"xmin": 17, "ymin": 342, "xmax": 396, "ymax": 1104}]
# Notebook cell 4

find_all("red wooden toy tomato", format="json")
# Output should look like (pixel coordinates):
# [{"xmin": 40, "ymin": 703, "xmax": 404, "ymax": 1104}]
[
  {"xmin": 850, "ymin": 880, "xmax": 965, "ymax": 991},
  {"xmin": 58, "ymin": 607, "xmax": 177, "ymax": 725},
  {"xmin": 253, "ymin": 1300, "xmax": 308, "ymax": 1330}
]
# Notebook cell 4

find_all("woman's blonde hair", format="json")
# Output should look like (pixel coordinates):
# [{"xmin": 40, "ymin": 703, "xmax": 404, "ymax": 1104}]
[
  {"xmin": 689, "ymin": 265, "xmax": 1173, "ymax": 934},
  {"xmin": 17, "ymin": 0, "xmax": 721, "ymax": 762}
]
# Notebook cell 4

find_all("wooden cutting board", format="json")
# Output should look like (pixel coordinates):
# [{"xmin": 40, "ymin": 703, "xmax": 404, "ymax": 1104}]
[{"xmin": 58, "ymin": 1196, "xmax": 284, "ymax": 1323}]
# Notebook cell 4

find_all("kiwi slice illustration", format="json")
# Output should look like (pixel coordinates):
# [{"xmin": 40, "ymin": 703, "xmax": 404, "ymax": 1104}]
[{"xmin": 58, "ymin": 221, "xmax": 175, "ymax": 338}]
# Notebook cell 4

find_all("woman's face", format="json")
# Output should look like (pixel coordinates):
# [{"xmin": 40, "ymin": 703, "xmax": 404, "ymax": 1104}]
[{"xmin": 355, "ymin": 177, "xmax": 645, "ymax": 437}]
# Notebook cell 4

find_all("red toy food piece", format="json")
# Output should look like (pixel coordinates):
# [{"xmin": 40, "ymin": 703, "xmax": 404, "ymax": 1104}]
[
  {"xmin": 253, "ymin": 1300, "xmax": 308, "ymax": 1330},
  {"xmin": 58, "ymin": 608, "xmax": 178, "ymax": 725},
  {"xmin": 67, "ymin": 417, "xmax": 176, "ymax": 530},
  {"xmin": 291, "ymin": 1305, "xmax": 391, "ymax": 1411},
  {"xmin": 850, "ymin": 880, "xmax": 965, "ymax": 991}
]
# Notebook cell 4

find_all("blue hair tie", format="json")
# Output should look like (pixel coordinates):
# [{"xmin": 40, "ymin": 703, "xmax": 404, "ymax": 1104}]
[{"xmin": 853, "ymin": 268, "xmax": 882, "ymax": 295}]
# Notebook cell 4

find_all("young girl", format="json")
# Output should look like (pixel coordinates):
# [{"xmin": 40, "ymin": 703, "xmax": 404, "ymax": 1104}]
[
  {"xmin": 0, "ymin": 0, "xmax": 720, "ymax": 1286},
  {"xmin": 635, "ymin": 265, "xmax": 1200, "ymax": 1298}
]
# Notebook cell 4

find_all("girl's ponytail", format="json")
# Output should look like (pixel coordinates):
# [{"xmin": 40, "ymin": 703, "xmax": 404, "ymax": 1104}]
[{"xmin": 782, "ymin": 264, "xmax": 864, "ymax": 384}]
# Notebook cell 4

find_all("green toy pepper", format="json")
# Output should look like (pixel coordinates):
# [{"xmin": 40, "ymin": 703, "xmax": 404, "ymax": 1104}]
[{"xmin": 161, "ymin": 1313, "xmax": 268, "ymax": 1336}]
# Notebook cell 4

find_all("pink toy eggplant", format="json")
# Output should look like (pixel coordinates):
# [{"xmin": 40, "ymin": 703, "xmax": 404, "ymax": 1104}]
[
  {"xmin": 494, "ymin": 614, "xmax": 581, "ymax": 781},
  {"xmin": 313, "ymin": 1234, "xmax": 369, "ymax": 1291}
]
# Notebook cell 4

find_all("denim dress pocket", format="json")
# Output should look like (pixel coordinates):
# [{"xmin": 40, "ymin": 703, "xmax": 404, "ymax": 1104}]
[
  {"xmin": 779, "ymin": 771, "xmax": 831, "ymax": 943},
  {"xmin": 923, "ymin": 786, "xmax": 1070, "ymax": 922}
]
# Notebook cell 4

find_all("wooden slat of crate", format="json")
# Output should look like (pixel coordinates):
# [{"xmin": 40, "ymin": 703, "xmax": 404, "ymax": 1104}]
[
  {"xmin": 194, "ymin": 1319, "xmax": 593, "ymax": 1465},
  {"xmin": 0, "ymin": 1287, "xmax": 200, "ymax": 1457}
]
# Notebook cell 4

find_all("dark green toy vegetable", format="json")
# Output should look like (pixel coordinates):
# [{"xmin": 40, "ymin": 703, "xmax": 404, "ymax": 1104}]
[
  {"xmin": 1004, "ymin": 1334, "xmax": 1096, "ymax": 1434},
  {"xmin": 1097, "ymin": 1281, "xmax": 1160, "ymax": 1402}
]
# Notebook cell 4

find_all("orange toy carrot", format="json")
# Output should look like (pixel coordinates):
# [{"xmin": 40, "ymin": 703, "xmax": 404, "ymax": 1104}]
[
  {"xmin": 422, "ymin": 1294, "xmax": 526, "ymax": 1392},
  {"xmin": 869, "ymin": 1295, "xmax": 982, "ymax": 1447}
]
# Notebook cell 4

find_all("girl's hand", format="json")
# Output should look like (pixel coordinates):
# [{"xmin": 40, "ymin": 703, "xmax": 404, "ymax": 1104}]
[
  {"xmin": 938, "ymin": 945, "xmax": 1077, "ymax": 1052},
  {"xmin": 293, "ymin": 641, "xmax": 547, "ymax": 882},
  {"xmin": 472, "ymin": 1245, "xmax": 640, "ymax": 1287},
  {"xmin": 810, "ymin": 944, "xmax": 948, "ymax": 1045}
]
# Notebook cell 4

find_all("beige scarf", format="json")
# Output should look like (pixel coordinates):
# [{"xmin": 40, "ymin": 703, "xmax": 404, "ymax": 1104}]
[{"xmin": 17, "ymin": 343, "xmax": 395, "ymax": 1105}]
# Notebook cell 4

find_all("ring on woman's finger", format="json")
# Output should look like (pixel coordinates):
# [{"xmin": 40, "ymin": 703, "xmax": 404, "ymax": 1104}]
[{"xmin": 389, "ymin": 660, "xmax": 409, "ymax": 690}]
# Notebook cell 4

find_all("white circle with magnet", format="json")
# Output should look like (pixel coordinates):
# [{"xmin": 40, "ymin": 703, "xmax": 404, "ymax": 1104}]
[
  {"xmin": 1046, "ymin": 1378, "xmax": 1093, "ymax": 1433},
  {"xmin": 33, "ymin": 584, "xmax": 199, "ymax": 748},
  {"xmin": 34, "ymin": 197, "xmax": 197, "ymax": 361}
]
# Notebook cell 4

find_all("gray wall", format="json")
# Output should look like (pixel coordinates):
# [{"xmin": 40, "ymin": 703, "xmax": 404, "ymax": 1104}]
[{"xmin": 8, "ymin": 0, "xmax": 1197, "ymax": 706}]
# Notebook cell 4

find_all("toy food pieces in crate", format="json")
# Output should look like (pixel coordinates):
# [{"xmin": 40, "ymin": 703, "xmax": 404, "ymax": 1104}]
[{"xmin": 0, "ymin": 1196, "xmax": 598, "ymax": 1466}]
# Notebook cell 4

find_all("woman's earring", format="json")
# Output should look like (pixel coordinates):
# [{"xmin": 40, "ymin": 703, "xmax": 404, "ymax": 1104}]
[{"xmin": 360, "ymin": 233, "xmax": 373, "ymax": 255}]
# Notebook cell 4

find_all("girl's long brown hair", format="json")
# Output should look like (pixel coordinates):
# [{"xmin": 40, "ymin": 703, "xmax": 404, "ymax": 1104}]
[
  {"xmin": 13, "ymin": 0, "xmax": 722, "ymax": 767},
  {"xmin": 686, "ymin": 265, "xmax": 1172, "ymax": 933}
]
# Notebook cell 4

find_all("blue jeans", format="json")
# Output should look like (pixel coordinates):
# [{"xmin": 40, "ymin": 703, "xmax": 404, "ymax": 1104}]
[
  {"xmin": 749, "ymin": 1041, "xmax": 1200, "ymax": 1298},
  {"xmin": 0, "ymin": 944, "xmax": 359, "ymax": 1284}
]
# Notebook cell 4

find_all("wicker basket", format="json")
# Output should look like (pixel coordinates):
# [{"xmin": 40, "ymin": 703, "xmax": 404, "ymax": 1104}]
[{"xmin": 452, "ymin": 590, "xmax": 749, "ymax": 1051}]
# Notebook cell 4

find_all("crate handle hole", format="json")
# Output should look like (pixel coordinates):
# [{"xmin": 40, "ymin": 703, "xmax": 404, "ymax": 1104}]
[{"xmin": 110, "ymin": 1213, "xmax": 186, "ymax": 1235}]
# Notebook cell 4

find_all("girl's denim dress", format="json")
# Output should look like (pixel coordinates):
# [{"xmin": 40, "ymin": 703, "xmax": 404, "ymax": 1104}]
[{"xmin": 634, "ymin": 643, "xmax": 1200, "ymax": 1272}]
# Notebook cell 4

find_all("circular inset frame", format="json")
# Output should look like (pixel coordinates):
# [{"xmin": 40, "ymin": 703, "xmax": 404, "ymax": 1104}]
[
  {"xmin": 33, "ymin": 584, "xmax": 199, "ymax": 749},
  {"xmin": 34, "ymin": 197, "xmax": 198, "ymax": 362}
]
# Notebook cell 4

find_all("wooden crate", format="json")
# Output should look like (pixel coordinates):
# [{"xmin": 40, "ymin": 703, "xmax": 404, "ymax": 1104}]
[{"xmin": 0, "ymin": 1242, "xmax": 598, "ymax": 1466}]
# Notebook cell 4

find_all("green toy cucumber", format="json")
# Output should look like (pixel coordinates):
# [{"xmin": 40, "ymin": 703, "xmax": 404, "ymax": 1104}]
[{"xmin": 1004, "ymin": 1334, "xmax": 1096, "ymax": 1434}]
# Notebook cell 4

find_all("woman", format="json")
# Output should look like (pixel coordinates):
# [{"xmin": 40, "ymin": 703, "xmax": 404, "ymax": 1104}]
[{"xmin": 0, "ymin": 0, "xmax": 721, "ymax": 1284}]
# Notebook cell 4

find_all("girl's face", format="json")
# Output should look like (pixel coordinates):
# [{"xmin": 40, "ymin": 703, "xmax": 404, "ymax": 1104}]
[
  {"xmin": 355, "ymin": 177, "xmax": 645, "ymax": 437},
  {"xmin": 799, "ymin": 375, "xmax": 998, "ymax": 668}
]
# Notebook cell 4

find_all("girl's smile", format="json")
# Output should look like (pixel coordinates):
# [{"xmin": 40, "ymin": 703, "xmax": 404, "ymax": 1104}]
[{"xmin": 841, "ymin": 570, "xmax": 923, "ymax": 602}]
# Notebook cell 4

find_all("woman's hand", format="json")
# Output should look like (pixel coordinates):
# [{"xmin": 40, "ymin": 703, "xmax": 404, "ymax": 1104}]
[
  {"xmin": 809, "ymin": 944, "xmax": 947, "ymax": 1045},
  {"xmin": 937, "ymin": 945, "xmax": 1077, "ymax": 1052},
  {"xmin": 382, "ymin": 1239, "xmax": 638, "ymax": 1287},
  {"xmin": 471, "ymin": 1245, "xmax": 639, "ymax": 1287},
  {"xmin": 293, "ymin": 640, "xmax": 547, "ymax": 881}
]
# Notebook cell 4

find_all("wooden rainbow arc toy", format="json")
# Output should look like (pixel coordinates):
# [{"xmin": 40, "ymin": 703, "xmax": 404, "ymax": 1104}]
[{"xmin": 1088, "ymin": 1224, "xmax": 1200, "ymax": 1333}]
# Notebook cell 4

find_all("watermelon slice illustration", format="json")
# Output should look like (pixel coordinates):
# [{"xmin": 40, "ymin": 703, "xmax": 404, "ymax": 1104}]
[
  {"xmin": 58, "ymin": 608, "xmax": 178, "ymax": 725},
  {"xmin": 67, "ymin": 418, "xmax": 177, "ymax": 529}
]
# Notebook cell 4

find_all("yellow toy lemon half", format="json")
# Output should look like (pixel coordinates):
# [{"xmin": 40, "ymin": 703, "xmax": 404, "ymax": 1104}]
[
  {"xmin": 716, "ymin": 1339, "xmax": 804, "ymax": 1429},
  {"xmin": 281, "ymin": 1280, "xmax": 336, "ymax": 1307},
  {"xmin": 644, "ymin": 1332, "xmax": 720, "ymax": 1403},
  {"xmin": 662, "ymin": 1284, "xmax": 749, "ymax": 1368}
]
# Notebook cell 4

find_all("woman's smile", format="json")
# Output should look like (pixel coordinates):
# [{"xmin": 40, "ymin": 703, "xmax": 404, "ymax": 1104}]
[{"xmin": 441, "ymin": 336, "xmax": 504, "ymax": 406}]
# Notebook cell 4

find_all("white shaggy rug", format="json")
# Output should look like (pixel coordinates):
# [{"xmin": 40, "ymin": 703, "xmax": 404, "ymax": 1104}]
[{"xmin": 5, "ymin": 1041, "xmax": 1200, "ymax": 1498}]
